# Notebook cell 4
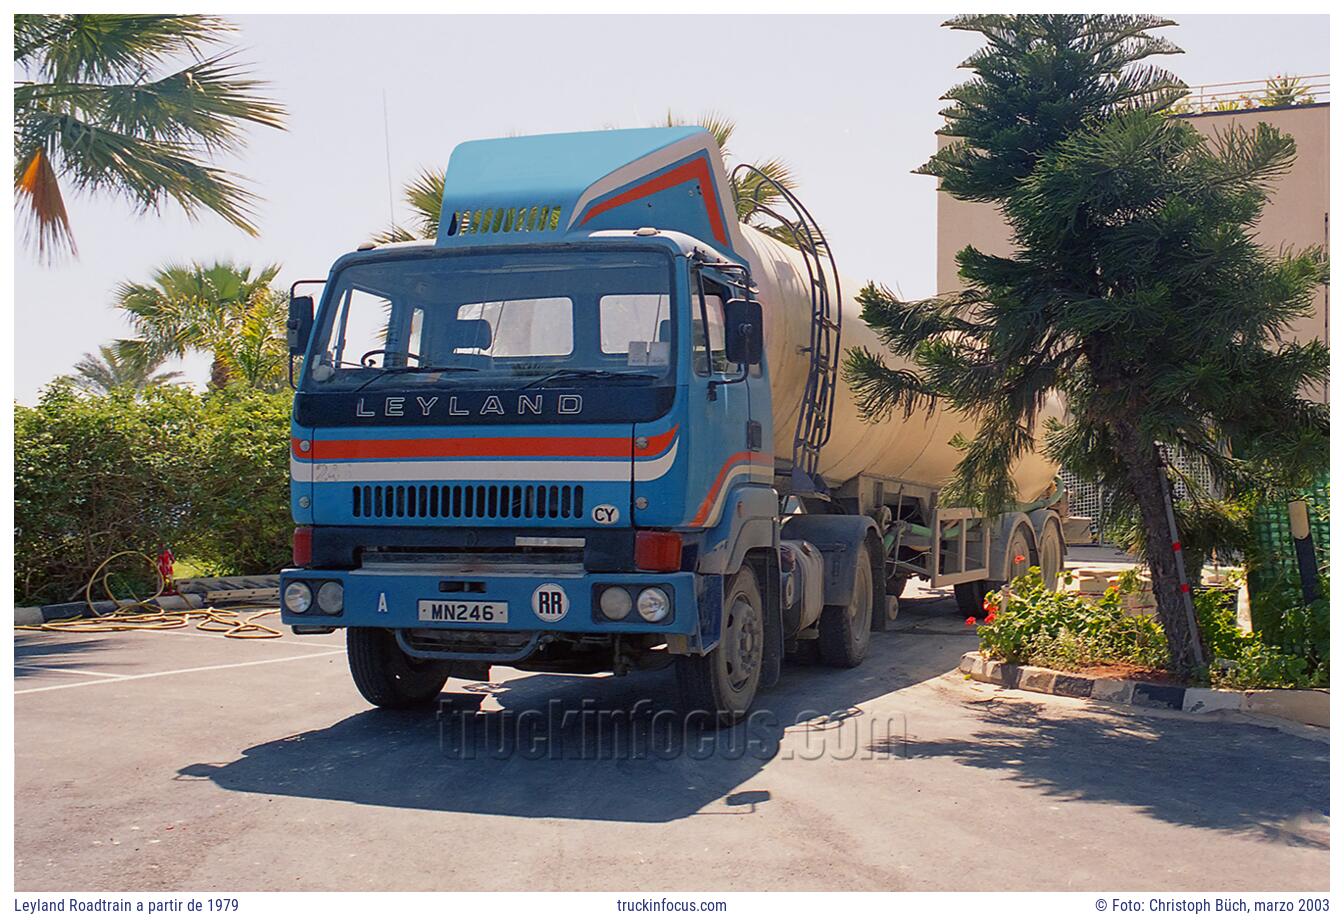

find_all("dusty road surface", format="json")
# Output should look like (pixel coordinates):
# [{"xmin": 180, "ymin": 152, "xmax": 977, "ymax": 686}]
[{"xmin": 13, "ymin": 584, "xmax": 1328, "ymax": 891}]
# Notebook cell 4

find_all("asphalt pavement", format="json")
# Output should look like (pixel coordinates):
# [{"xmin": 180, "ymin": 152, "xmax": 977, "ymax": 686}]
[{"xmin": 12, "ymin": 583, "xmax": 1329, "ymax": 891}]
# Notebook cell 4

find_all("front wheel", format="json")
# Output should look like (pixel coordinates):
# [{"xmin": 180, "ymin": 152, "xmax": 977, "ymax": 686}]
[
  {"xmin": 676, "ymin": 566, "xmax": 765, "ymax": 726},
  {"xmin": 347, "ymin": 628, "xmax": 454, "ymax": 709}
]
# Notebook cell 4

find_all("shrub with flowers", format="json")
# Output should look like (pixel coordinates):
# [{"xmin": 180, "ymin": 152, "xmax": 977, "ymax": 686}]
[
  {"xmin": 975, "ymin": 567, "xmax": 1168, "ymax": 672},
  {"xmin": 973, "ymin": 566, "xmax": 1327, "ymax": 688}
]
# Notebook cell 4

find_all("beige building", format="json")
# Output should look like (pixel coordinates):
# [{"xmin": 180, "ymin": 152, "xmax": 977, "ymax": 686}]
[{"xmin": 935, "ymin": 96, "xmax": 1329, "ymax": 357}]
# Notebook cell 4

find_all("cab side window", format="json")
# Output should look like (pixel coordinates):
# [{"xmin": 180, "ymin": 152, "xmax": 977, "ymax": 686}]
[{"xmin": 692, "ymin": 275, "xmax": 729, "ymax": 376}]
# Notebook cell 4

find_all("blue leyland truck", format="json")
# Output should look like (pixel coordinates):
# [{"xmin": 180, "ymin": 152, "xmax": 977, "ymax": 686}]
[{"xmin": 280, "ymin": 127, "xmax": 1067, "ymax": 724}]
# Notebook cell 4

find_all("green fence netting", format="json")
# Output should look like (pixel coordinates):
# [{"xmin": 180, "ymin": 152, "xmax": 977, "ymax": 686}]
[{"xmin": 1247, "ymin": 472, "xmax": 1329, "ymax": 639}]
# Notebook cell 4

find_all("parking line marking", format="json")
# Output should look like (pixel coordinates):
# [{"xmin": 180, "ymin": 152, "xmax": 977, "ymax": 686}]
[
  {"xmin": 49, "ymin": 625, "xmax": 343, "ymax": 650},
  {"xmin": 15, "ymin": 663, "xmax": 126, "ymax": 678},
  {"xmin": 13, "ymin": 651, "xmax": 340, "ymax": 695}
]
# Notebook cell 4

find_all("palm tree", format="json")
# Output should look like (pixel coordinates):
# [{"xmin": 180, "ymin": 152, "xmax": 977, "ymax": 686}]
[
  {"xmin": 370, "ymin": 113, "xmax": 803, "ymax": 248},
  {"xmin": 370, "ymin": 168, "xmax": 445, "ymax": 244},
  {"xmin": 56, "ymin": 341, "xmax": 183, "ymax": 395},
  {"xmin": 115, "ymin": 261, "xmax": 282, "ymax": 389},
  {"xmin": 14, "ymin": 15, "xmax": 286, "ymax": 258},
  {"xmin": 217, "ymin": 288, "xmax": 291, "ymax": 391}
]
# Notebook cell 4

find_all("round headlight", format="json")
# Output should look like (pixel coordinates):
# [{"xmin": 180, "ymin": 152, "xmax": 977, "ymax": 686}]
[
  {"xmin": 636, "ymin": 587, "xmax": 671, "ymax": 623},
  {"xmin": 599, "ymin": 586, "xmax": 632, "ymax": 620},
  {"xmin": 316, "ymin": 581, "xmax": 344, "ymax": 614},
  {"xmin": 284, "ymin": 581, "xmax": 313, "ymax": 614}
]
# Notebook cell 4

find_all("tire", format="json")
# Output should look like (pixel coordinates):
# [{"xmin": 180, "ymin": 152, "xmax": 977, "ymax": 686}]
[
  {"xmin": 676, "ymin": 566, "xmax": 765, "ymax": 726},
  {"xmin": 954, "ymin": 579, "xmax": 989, "ymax": 618},
  {"xmin": 1005, "ymin": 524, "xmax": 1034, "ymax": 582},
  {"xmin": 818, "ymin": 545, "xmax": 874, "ymax": 668},
  {"xmin": 1037, "ymin": 518, "xmax": 1065, "ymax": 590},
  {"xmin": 347, "ymin": 628, "xmax": 454, "ymax": 709},
  {"xmin": 886, "ymin": 574, "xmax": 909, "ymax": 598}
]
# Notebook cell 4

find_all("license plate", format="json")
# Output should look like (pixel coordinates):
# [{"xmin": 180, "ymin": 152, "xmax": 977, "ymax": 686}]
[{"xmin": 417, "ymin": 600, "xmax": 509, "ymax": 623}]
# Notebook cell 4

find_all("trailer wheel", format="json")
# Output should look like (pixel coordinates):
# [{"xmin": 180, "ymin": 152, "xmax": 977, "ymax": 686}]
[
  {"xmin": 954, "ymin": 580, "xmax": 990, "ymax": 618},
  {"xmin": 1037, "ymin": 517, "xmax": 1065, "ymax": 590},
  {"xmin": 347, "ymin": 628, "xmax": 454, "ymax": 709},
  {"xmin": 676, "ymin": 566, "xmax": 764, "ymax": 726},
  {"xmin": 886, "ymin": 575, "xmax": 909, "ymax": 598},
  {"xmin": 818, "ymin": 545, "xmax": 874, "ymax": 668}
]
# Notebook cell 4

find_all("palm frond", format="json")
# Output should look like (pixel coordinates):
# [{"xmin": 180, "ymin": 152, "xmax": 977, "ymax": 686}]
[
  {"xmin": 15, "ymin": 15, "xmax": 232, "ymax": 83},
  {"xmin": 14, "ymin": 146, "xmax": 75, "ymax": 258}
]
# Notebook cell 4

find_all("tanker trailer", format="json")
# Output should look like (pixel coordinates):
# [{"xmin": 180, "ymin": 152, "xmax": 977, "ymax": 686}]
[{"xmin": 279, "ymin": 126, "xmax": 1068, "ymax": 724}]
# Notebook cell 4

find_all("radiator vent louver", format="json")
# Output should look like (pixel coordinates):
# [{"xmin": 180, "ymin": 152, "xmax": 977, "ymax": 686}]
[
  {"xmin": 352, "ymin": 483, "xmax": 585, "ymax": 521},
  {"xmin": 445, "ymin": 204, "xmax": 563, "ymax": 237}
]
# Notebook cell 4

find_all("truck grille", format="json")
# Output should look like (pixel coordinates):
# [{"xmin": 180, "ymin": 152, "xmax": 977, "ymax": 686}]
[{"xmin": 351, "ymin": 483, "xmax": 585, "ymax": 521}]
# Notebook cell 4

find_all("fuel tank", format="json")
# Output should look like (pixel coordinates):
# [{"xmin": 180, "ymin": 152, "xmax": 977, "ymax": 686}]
[{"xmin": 738, "ymin": 223, "xmax": 1061, "ymax": 498}]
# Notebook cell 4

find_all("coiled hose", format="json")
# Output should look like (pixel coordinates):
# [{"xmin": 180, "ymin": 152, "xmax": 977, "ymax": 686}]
[{"xmin": 16, "ymin": 551, "xmax": 282, "ymax": 639}]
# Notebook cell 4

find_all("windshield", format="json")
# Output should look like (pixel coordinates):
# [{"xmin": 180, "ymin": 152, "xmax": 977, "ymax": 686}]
[{"xmin": 303, "ymin": 249, "xmax": 675, "ymax": 390}]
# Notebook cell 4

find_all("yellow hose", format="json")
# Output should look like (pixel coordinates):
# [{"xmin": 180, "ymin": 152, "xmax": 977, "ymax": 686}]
[{"xmin": 16, "ymin": 551, "xmax": 282, "ymax": 639}]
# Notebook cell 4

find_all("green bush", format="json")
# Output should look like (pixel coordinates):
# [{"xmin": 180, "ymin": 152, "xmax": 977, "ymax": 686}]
[
  {"xmin": 977, "ymin": 568, "xmax": 1167, "ymax": 671},
  {"xmin": 1196, "ymin": 584, "xmax": 1327, "ymax": 689},
  {"xmin": 187, "ymin": 386, "xmax": 293, "ymax": 577},
  {"xmin": 14, "ymin": 384, "xmax": 293, "ymax": 605},
  {"xmin": 974, "ymin": 566, "xmax": 1328, "ymax": 689}
]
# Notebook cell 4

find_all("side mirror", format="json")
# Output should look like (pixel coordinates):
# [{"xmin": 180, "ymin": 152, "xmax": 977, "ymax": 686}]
[
  {"xmin": 287, "ymin": 295, "xmax": 314, "ymax": 356},
  {"xmin": 724, "ymin": 298, "xmax": 763, "ymax": 366}
]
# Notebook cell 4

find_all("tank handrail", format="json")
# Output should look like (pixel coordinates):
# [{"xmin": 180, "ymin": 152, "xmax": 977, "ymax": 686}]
[{"xmin": 730, "ymin": 163, "xmax": 843, "ymax": 491}]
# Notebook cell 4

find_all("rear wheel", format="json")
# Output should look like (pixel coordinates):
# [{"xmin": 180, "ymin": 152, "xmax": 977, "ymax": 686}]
[
  {"xmin": 347, "ymin": 628, "xmax": 454, "ymax": 709},
  {"xmin": 676, "ymin": 566, "xmax": 764, "ymax": 726},
  {"xmin": 818, "ymin": 545, "xmax": 874, "ymax": 667}
]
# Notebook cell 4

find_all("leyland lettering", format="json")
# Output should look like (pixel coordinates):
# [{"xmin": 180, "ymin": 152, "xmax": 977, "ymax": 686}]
[{"xmin": 353, "ymin": 393, "xmax": 583, "ymax": 419}]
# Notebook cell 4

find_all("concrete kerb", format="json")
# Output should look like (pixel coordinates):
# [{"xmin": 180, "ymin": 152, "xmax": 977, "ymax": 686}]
[
  {"xmin": 15, "ymin": 575, "xmax": 282, "ymax": 627},
  {"xmin": 16, "ymin": 592, "xmax": 208, "ymax": 626},
  {"xmin": 959, "ymin": 651, "xmax": 1329, "ymax": 728}
]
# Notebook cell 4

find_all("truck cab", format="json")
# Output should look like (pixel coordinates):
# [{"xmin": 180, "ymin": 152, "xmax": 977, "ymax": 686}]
[{"xmin": 281, "ymin": 127, "xmax": 884, "ymax": 724}]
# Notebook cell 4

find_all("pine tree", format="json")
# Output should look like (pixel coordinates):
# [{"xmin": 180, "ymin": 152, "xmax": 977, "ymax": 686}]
[{"xmin": 844, "ymin": 15, "xmax": 1328, "ymax": 673}]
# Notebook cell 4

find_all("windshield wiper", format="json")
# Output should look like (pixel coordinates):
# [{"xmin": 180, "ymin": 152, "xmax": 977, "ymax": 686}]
[
  {"xmin": 353, "ymin": 364, "xmax": 481, "ymax": 392},
  {"xmin": 521, "ymin": 369, "xmax": 661, "ymax": 390}
]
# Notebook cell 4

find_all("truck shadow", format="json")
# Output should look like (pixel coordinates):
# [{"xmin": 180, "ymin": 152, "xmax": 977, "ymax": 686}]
[{"xmin": 179, "ymin": 592, "xmax": 975, "ymax": 823}]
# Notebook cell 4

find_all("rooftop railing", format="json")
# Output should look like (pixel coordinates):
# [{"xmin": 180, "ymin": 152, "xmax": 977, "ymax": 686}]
[{"xmin": 1170, "ymin": 74, "xmax": 1329, "ymax": 115}]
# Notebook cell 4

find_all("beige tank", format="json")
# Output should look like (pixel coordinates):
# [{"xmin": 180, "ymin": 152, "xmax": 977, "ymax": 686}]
[{"xmin": 738, "ymin": 224, "xmax": 1061, "ymax": 500}]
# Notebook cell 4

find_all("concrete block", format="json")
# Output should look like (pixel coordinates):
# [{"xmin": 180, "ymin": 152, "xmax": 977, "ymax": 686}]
[
  {"xmin": 1182, "ymin": 687, "xmax": 1244, "ymax": 715},
  {"xmin": 1053, "ymin": 674, "xmax": 1095, "ymax": 698},
  {"xmin": 986, "ymin": 661, "xmax": 1016, "ymax": 686},
  {"xmin": 959, "ymin": 652, "xmax": 981, "ymax": 675},
  {"xmin": 1017, "ymin": 666, "xmax": 1057, "ymax": 694},
  {"xmin": 1242, "ymin": 689, "xmax": 1330, "ymax": 728},
  {"xmin": 1090, "ymin": 679, "xmax": 1134, "ymax": 703},
  {"xmin": 1072, "ymin": 574, "xmax": 1112, "ymax": 594},
  {"xmin": 15, "ymin": 607, "xmax": 43, "ymax": 626},
  {"xmin": 1132, "ymin": 683, "xmax": 1186, "ymax": 710}
]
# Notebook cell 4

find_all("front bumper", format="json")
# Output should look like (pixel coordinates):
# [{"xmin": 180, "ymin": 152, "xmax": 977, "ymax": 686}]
[{"xmin": 279, "ymin": 566, "xmax": 699, "ymax": 635}]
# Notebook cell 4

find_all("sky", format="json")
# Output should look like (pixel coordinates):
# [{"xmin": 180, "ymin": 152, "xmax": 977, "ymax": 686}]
[{"xmin": 11, "ymin": 14, "xmax": 1331, "ymax": 404}]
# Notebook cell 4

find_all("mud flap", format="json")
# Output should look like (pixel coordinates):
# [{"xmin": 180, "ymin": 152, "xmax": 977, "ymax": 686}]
[{"xmin": 761, "ymin": 596, "xmax": 783, "ymax": 689}]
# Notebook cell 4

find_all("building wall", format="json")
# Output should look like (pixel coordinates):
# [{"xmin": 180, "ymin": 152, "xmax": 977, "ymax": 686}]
[{"xmin": 935, "ymin": 103, "xmax": 1330, "ymax": 359}]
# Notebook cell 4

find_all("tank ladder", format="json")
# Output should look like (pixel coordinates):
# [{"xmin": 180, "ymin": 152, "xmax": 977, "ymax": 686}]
[{"xmin": 730, "ymin": 164, "xmax": 842, "ymax": 496}]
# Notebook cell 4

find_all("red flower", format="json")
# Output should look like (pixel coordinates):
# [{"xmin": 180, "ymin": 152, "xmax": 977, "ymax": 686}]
[
  {"xmin": 965, "ymin": 616, "xmax": 977, "ymax": 626},
  {"xmin": 983, "ymin": 602, "xmax": 999, "ymax": 616},
  {"xmin": 1014, "ymin": 554, "xmax": 1026, "ymax": 564},
  {"xmin": 984, "ymin": 612, "xmax": 997, "ymax": 623}
]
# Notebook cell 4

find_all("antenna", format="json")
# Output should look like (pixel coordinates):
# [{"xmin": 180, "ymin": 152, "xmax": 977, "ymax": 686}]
[{"xmin": 382, "ymin": 90, "xmax": 395, "ymax": 226}]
